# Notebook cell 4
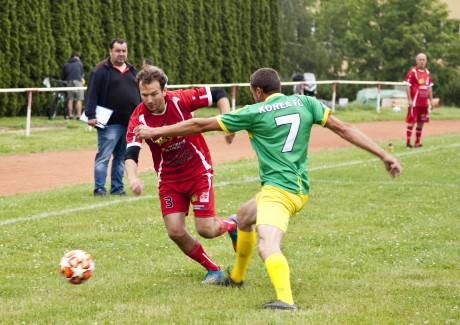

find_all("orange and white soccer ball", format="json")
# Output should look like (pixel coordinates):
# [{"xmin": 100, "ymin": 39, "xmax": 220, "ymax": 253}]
[{"xmin": 58, "ymin": 250, "xmax": 95, "ymax": 284}]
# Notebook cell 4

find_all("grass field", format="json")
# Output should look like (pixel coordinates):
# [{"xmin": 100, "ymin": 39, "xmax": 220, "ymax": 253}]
[
  {"xmin": 1, "ymin": 129, "xmax": 459, "ymax": 324},
  {"xmin": 1, "ymin": 105, "xmax": 460, "ymax": 155}
]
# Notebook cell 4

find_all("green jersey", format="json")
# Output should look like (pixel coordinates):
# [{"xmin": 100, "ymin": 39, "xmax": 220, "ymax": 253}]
[{"xmin": 217, "ymin": 93, "xmax": 331, "ymax": 194}]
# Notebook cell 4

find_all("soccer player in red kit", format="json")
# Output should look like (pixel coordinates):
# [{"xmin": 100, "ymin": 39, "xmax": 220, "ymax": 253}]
[
  {"xmin": 124, "ymin": 66, "xmax": 237, "ymax": 283},
  {"xmin": 404, "ymin": 53, "xmax": 434, "ymax": 148}
]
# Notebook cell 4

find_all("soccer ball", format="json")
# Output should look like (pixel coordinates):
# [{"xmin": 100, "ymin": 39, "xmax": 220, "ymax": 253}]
[
  {"xmin": 392, "ymin": 106, "xmax": 401, "ymax": 113},
  {"xmin": 58, "ymin": 250, "xmax": 95, "ymax": 284}
]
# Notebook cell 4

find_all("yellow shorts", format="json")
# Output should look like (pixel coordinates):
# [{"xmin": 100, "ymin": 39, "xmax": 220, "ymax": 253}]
[{"xmin": 256, "ymin": 185, "xmax": 309, "ymax": 233}]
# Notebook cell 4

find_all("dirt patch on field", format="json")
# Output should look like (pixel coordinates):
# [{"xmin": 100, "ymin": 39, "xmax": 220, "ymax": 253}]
[{"xmin": 1, "ymin": 120, "xmax": 458, "ymax": 196}]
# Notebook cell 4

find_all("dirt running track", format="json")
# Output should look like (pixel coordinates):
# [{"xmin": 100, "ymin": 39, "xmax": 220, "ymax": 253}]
[{"xmin": 1, "ymin": 120, "xmax": 458, "ymax": 196}]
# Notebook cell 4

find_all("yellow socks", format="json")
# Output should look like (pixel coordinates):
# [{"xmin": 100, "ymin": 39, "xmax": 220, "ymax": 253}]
[
  {"xmin": 229, "ymin": 231, "xmax": 294, "ymax": 305},
  {"xmin": 230, "ymin": 229, "xmax": 256, "ymax": 283},
  {"xmin": 264, "ymin": 253, "xmax": 294, "ymax": 305}
]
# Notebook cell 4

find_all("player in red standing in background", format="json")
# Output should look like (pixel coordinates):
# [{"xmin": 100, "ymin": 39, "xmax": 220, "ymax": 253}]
[
  {"xmin": 124, "ymin": 66, "xmax": 237, "ymax": 284},
  {"xmin": 404, "ymin": 53, "xmax": 434, "ymax": 148}
]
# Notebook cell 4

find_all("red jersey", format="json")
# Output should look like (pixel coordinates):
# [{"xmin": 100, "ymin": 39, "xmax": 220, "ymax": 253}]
[
  {"xmin": 404, "ymin": 66, "xmax": 433, "ymax": 108},
  {"xmin": 126, "ymin": 87, "xmax": 214, "ymax": 184}
]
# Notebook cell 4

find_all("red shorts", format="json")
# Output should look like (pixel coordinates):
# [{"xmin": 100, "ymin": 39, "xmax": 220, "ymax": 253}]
[
  {"xmin": 158, "ymin": 173, "xmax": 216, "ymax": 218},
  {"xmin": 406, "ymin": 106, "xmax": 429, "ymax": 124}
]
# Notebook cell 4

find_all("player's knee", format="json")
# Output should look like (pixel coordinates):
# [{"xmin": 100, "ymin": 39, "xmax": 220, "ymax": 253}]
[
  {"xmin": 166, "ymin": 227, "xmax": 187, "ymax": 241},
  {"xmin": 196, "ymin": 226, "xmax": 215, "ymax": 239},
  {"xmin": 257, "ymin": 241, "xmax": 270, "ymax": 260},
  {"xmin": 237, "ymin": 199, "xmax": 257, "ymax": 228},
  {"xmin": 257, "ymin": 237, "xmax": 281, "ymax": 261}
]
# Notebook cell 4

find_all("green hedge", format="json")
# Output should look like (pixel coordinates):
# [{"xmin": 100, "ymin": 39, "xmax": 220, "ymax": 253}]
[{"xmin": 0, "ymin": 0, "xmax": 281, "ymax": 116}]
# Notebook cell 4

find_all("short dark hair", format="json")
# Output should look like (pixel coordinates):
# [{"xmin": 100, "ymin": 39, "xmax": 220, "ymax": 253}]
[
  {"xmin": 250, "ymin": 68, "xmax": 281, "ymax": 94},
  {"xmin": 143, "ymin": 58, "xmax": 152, "ymax": 65},
  {"xmin": 136, "ymin": 66, "xmax": 168, "ymax": 90},
  {"xmin": 70, "ymin": 52, "xmax": 80, "ymax": 59},
  {"xmin": 110, "ymin": 38, "xmax": 127, "ymax": 49}
]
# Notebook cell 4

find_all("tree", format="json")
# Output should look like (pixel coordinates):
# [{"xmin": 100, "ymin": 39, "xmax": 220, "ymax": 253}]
[
  {"xmin": 50, "ymin": 0, "xmax": 73, "ymax": 67},
  {"xmin": 176, "ymin": 1, "xmax": 199, "ymax": 83},
  {"xmin": 220, "ymin": 1, "xmax": 242, "ymax": 83},
  {"xmin": 0, "ymin": 0, "xmax": 283, "ymax": 116},
  {"xmin": 281, "ymin": 0, "xmax": 460, "ymax": 105},
  {"xmin": 280, "ymin": 0, "xmax": 330, "ymax": 80},
  {"xmin": 0, "ymin": 0, "xmax": 21, "ymax": 115},
  {"xmin": 196, "ymin": 0, "xmax": 223, "ymax": 83},
  {"xmin": 156, "ymin": 1, "xmax": 180, "ymax": 82},
  {"xmin": 79, "ymin": 1, "xmax": 105, "ymax": 73}
]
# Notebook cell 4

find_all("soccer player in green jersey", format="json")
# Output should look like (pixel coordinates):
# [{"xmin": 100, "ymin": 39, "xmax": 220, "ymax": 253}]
[{"xmin": 133, "ymin": 68, "xmax": 403, "ymax": 310}]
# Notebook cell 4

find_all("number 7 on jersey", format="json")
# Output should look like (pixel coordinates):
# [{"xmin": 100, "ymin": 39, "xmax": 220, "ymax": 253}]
[{"xmin": 275, "ymin": 113, "xmax": 300, "ymax": 152}]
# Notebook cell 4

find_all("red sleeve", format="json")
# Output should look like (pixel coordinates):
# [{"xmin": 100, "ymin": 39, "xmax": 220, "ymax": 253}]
[
  {"xmin": 126, "ymin": 104, "xmax": 143, "ymax": 148},
  {"xmin": 168, "ymin": 86, "xmax": 212, "ymax": 113},
  {"xmin": 428, "ymin": 72, "xmax": 433, "ymax": 87},
  {"xmin": 404, "ymin": 68, "xmax": 415, "ymax": 85}
]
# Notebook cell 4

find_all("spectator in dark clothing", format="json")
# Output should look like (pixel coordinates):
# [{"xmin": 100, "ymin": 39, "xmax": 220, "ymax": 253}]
[
  {"xmin": 84, "ymin": 38, "xmax": 141, "ymax": 197},
  {"xmin": 143, "ymin": 58, "xmax": 152, "ymax": 68},
  {"xmin": 62, "ymin": 52, "xmax": 85, "ymax": 119}
]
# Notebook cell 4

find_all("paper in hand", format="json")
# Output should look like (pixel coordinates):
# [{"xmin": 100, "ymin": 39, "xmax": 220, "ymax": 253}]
[{"xmin": 79, "ymin": 106, "xmax": 113, "ymax": 129}]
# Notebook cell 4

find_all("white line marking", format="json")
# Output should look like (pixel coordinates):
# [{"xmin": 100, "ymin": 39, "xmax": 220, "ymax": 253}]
[
  {"xmin": 0, "ymin": 196, "xmax": 155, "ymax": 226},
  {"xmin": 316, "ymin": 179, "xmax": 459, "ymax": 188},
  {"xmin": 309, "ymin": 142, "xmax": 460, "ymax": 171},
  {"xmin": 1, "ymin": 142, "xmax": 459, "ymax": 226}
]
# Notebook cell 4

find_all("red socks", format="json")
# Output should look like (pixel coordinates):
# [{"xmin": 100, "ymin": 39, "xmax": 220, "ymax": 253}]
[
  {"xmin": 186, "ymin": 241, "xmax": 220, "ymax": 271},
  {"xmin": 415, "ymin": 126, "xmax": 423, "ymax": 146},
  {"xmin": 215, "ymin": 217, "xmax": 237, "ymax": 235},
  {"xmin": 185, "ymin": 218, "xmax": 237, "ymax": 271},
  {"xmin": 406, "ymin": 125, "xmax": 414, "ymax": 145}
]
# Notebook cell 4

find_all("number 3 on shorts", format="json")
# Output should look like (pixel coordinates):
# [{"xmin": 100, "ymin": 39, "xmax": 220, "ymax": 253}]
[{"xmin": 164, "ymin": 196, "xmax": 173, "ymax": 208}]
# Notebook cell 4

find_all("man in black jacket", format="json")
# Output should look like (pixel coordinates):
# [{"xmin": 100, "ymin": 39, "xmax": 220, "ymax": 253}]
[{"xmin": 84, "ymin": 38, "xmax": 141, "ymax": 197}]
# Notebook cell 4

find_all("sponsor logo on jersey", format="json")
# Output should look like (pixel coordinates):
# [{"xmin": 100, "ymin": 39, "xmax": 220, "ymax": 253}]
[
  {"xmin": 200, "ymin": 192, "xmax": 210, "ymax": 203},
  {"xmin": 154, "ymin": 136, "xmax": 171, "ymax": 145},
  {"xmin": 258, "ymin": 99, "xmax": 304, "ymax": 113},
  {"xmin": 193, "ymin": 204, "xmax": 206, "ymax": 210}
]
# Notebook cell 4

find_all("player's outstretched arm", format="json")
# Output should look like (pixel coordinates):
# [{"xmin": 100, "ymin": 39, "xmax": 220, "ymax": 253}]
[
  {"xmin": 215, "ymin": 96, "xmax": 235, "ymax": 144},
  {"xmin": 325, "ymin": 115, "xmax": 402, "ymax": 177},
  {"xmin": 134, "ymin": 117, "xmax": 222, "ymax": 140},
  {"xmin": 124, "ymin": 159, "xmax": 144, "ymax": 195},
  {"xmin": 124, "ymin": 146, "xmax": 144, "ymax": 195},
  {"xmin": 210, "ymin": 88, "xmax": 234, "ymax": 144}
]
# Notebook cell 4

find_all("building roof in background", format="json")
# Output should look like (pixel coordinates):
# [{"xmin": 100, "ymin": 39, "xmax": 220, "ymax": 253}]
[{"xmin": 443, "ymin": 0, "xmax": 460, "ymax": 19}]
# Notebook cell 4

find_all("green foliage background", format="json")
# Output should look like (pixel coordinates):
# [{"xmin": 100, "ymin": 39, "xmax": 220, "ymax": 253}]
[
  {"xmin": 0, "ymin": 0, "xmax": 281, "ymax": 116},
  {"xmin": 280, "ymin": 0, "xmax": 460, "ymax": 105},
  {"xmin": 1, "ymin": 0, "xmax": 460, "ymax": 117}
]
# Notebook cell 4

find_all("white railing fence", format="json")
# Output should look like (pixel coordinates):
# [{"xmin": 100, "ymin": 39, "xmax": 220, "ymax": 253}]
[{"xmin": 0, "ymin": 80, "xmax": 404, "ymax": 136}]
